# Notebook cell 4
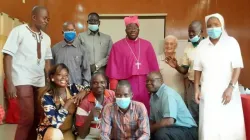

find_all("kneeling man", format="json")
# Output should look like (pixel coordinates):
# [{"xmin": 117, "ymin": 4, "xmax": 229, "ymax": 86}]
[
  {"xmin": 147, "ymin": 72, "xmax": 198, "ymax": 140},
  {"xmin": 101, "ymin": 80, "xmax": 150, "ymax": 140}
]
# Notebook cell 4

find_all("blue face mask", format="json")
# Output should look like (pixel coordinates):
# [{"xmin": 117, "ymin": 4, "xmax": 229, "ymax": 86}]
[
  {"xmin": 189, "ymin": 35, "xmax": 201, "ymax": 43},
  {"xmin": 64, "ymin": 31, "xmax": 76, "ymax": 42},
  {"xmin": 116, "ymin": 97, "xmax": 131, "ymax": 109},
  {"xmin": 88, "ymin": 24, "xmax": 99, "ymax": 31},
  {"xmin": 207, "ymin": 27, "xmax": 222, "ymax": 39}
]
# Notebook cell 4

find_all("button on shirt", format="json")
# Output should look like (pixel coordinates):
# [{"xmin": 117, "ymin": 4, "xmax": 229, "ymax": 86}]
[
  {"xmin": 52, "ymin": 40, "xmax": 91, "ymax": 85},
  {"xmin": 2, "ymin": 24, "xmax": 52, "ymax": 87},
  {"xmin": 181, "ymin": 42, "xmax": 198, "ymax": 81},
  {"xmin": 150, "ymin": 84, "xmax": 197, "ymax": 128},
  {"xmin": 101, "ymin": 101, "xmax": 150, "ymax": 140},
  {"xmin": 77, "ymin": 30, "xmax": 113, "ymax": 70}
]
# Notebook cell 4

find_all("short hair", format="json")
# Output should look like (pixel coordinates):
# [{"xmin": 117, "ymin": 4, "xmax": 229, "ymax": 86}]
[
  {"xmin": 147, "ymin": 71, "xmax": 163, "ymax": 80},
  {"xmin": 88, "ymin": 12, "xmax": 100, "ymax": 19},
  {"xmin": 90, "ymin": 72, "xmax": 107, "ymax": 83},
  {"xmin": 117, "ymin": 80, "xmax": 132, "ymax": 91},
  {"xmin": 164, "ymin": 35, "xmax": 178, "ymax": 45},
  {"xmin": 62, "ymin": 21, "xmax": 75, "ymax": 29},
  {"xmin": 31, "ymin": 6, "xmax": 47, "ymax": 15},
  {"xmin": 189, "ymin": 20, "xmax": 203, "ymax": 31}
]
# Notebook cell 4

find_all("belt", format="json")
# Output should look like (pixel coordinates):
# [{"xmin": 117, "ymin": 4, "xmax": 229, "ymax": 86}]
[{"xmin": 90, "ymin": 123, "xmax": 100, "ymax": 128}]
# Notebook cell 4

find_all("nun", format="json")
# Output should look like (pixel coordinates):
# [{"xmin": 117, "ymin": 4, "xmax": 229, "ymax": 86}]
[{"xmin": 193, "ymin": 13, "xmax": 246, "ymax": 140}]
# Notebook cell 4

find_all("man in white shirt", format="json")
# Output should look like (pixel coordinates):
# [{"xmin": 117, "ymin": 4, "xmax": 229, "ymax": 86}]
[{"xmin": 2, "ymin": 6, "xmax": 52, "ymax": 140}]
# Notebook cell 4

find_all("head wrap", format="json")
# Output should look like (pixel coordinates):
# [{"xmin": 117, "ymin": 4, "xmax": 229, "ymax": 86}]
[
  {"xmin": 205, "ymin": 13, "xmax": 227, "ymax": 35},
  {"xmin": 124, "ymin": 16, "xmax": 140, "ymax": 27}
]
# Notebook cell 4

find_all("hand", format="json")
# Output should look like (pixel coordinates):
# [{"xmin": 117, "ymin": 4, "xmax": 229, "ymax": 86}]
[
  {"xmin": 73, "ymin": 90, "xmax": 88, "ymax": 106},
  {"xmin": 222, "ymin": 87, "xmax": 233, "ymax": 105},
  {"xmin": 165, "ymin": 56, "xmax": 178, "ymax": 68},
  {"xmin": 195, "ymin": 90, "xmax": 201, "ymax": 104},
  {"xmin": 64, "ymin": 98, "xmax": 75, "ymax": 110},
  {"xmin": 90, "ymin": 64, "xmax": 97, "ymax": 73},
  {"xmin": 91, "ymin": 107, "xmax": 102, "ymax": 118},
  {"xmin": 6, "ymin": 82, "xmax": 17, "ymax": 98}
]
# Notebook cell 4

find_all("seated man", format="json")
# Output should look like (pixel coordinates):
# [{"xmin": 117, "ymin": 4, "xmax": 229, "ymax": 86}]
[
  {"xmin": 100, "ymin": 80, "xmax": 150, "ymax": 140},
  {"xmin": 146, "ymin": 71, "xmax": 198, "ymax": 140},
  {"xmin": 76, "ymin": 72, "xmax": 115, "ymax": 139}
]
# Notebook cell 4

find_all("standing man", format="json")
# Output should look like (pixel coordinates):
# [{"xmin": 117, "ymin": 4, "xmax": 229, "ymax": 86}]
[
  {"xmin": 52, "ymin": 22, "xmax": 91, "ymax": 86},
  {"xmin": 106, "ymin": 16, "xmax": 159, "ymax": 112},
  {"xmin": 78, "ymin": 12, "xmax": 113, "ymax": 75},
  {"xmin": 166, "ymin": 21, "xmax": 203, "ymax": 124},
  {"xmin": 2, "ymin": 6, "xmax": 52, "ymax": 140}
]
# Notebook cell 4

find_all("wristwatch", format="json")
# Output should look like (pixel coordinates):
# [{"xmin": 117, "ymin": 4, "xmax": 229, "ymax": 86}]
[{"xmin": 229, "ymin": 82, "xmax": 236, "ymax": 89}]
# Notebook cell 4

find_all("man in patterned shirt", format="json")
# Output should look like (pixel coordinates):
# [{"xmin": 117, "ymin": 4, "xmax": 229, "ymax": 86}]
[{"xmin": 100, "ymin": 80, "xmax": 150, "ymax": 140}]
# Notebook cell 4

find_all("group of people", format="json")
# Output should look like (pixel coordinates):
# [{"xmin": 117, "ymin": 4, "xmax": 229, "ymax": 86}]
[{"xmin": 1, "ymin": 5, "xmax": 246, "ymax": 140}]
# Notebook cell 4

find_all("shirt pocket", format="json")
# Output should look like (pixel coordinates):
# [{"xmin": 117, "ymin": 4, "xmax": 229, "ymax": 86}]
[
  {"xmin": 100, "ymin": 40, "xmax": 109, "ymax": 53},
  {"xmin": 74, "ymin": 55, "xmax": 82, "ymax": 66}
]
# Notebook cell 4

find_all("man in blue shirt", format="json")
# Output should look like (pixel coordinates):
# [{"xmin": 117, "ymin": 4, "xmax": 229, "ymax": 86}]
[{"xmin": 146, "ymin": 71, "xmax": 198, "ymax": 140}]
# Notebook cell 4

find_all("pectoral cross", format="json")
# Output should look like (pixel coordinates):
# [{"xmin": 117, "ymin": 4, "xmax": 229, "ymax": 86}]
[{"xmin": 135, "ymin": 61, "xmax": 141, "ymax": 69}]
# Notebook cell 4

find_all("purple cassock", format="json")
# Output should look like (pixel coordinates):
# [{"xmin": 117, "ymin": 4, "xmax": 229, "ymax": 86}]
[{"xmin": 106, "ymin": 37, "xmax": 159, "ymax": 112}]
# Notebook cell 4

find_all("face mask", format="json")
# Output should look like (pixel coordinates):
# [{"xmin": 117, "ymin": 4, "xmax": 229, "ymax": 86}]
[
  {"xmin": 64, "ymin": 31, "xmax": 76, "ymax": 42},
  {"xmin": 189, "ymin": 35, "xmax": 200, "ymax": 43},
  {"xmin": 207, "ymin": 27, "xmax": 222, "ymax": 39},
  {"xmin": 116, "ymin": 97, "xmax": 131, "ymax": 109},
  {"xmin": 88, "ymin": 24, "xmax": 99, "ymax": 31}
]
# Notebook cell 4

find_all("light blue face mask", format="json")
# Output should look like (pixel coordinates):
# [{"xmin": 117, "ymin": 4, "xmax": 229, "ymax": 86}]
[
  {"xmin": 116, "ymin": 97, "xmax": 131, "ymax": 109},
  {"xmin": 189, "ymin": 35, "xmax": 201, "ymax": 43},
  {"xmin": 207, "ymin": 27, "xmax": 222, "ymax": 39},
  {"xmin": 88, "ymin": 24, "xmax": 99, "ymax": 31}
]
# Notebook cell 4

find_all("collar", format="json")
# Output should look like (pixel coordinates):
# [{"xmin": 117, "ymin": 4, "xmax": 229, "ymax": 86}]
[
  {"xmin": 62, "ymin": 40, "xmax": 77, "ymax": 48},
  {"xmin": 188, "ymin": 37, "xmax": 205, "ymax": 48},
  {"xmin": 88, "ymin": 89, "xmax": 110, "ymax": 103},
  {"xmin": 125, "ymin": 37, "xmax": 140, "ymax": 43},
  {"xmin": 155, "ymin": 84, "xmax": 165, "ymax": 97},
  {"xmin": 88, "ymin": 29, "xmax": 100, "ymax": 36}
]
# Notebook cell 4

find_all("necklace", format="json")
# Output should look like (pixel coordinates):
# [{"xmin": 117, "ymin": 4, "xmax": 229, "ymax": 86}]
[{"xmin": 125, "ymin": 38, "xmax": 141, "ymax": 69}]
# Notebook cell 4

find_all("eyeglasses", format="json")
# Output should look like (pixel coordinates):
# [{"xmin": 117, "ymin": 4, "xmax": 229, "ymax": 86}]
[
  {"xmin": 146, "ymin": 78, "xmax": 162, "ymax": 83},
  {"xmin": 126, "ymin": 27, "xmax": 139, "ymax": 31}
]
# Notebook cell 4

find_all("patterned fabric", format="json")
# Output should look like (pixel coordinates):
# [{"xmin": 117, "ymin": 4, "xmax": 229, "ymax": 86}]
[
  {"xmin": 100, "ymin": 101, "xmax": 150, "ymax": 140},
  {"xmin": 37, "ymin": 84, "xmax": 84, "ymax": 140}
]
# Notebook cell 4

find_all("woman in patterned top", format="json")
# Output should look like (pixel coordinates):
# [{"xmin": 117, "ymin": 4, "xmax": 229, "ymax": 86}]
[{"xmin": 37, "ymin": 63, "xmax": 88, "ymax": 140}]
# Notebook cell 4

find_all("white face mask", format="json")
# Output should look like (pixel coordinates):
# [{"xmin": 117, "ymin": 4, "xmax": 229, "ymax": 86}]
[{"xmin": 88, "ymin": 24, "xmax": 99, "ymax": 31}]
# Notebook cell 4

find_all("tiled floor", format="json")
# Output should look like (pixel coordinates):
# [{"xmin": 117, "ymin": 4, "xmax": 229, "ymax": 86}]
[{"xmin": 0, "ymin": 124, "xmax": 17, "ymax": 140}]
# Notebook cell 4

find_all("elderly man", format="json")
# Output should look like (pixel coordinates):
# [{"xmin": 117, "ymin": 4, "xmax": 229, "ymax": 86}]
[
  {"xmin": 147, "ymin": 71, "xmax": 197, "ymax": 140},
  {"xmin": 101, "ymin": 80, "xmax": 150, "ymax": 140},
  {"xmin": 78, "ymin": 12, "xmax": 113, "ymax": 75},
  {"xmin": 106, "ymin": 16, "xmax": 159, "ymax": 112},
  {"xmin": 2, "ymin": 6, "xmax": 52, "ymax": 140},
  {"xmin": 76, "ymin": 72, "xmax": 115, "ymax": 139},
  {"xmin": 52, "ymin": 22, "xmax": 91, "ymax": 86},
  {"xmin": 166, "ymin": 21, "xmax": 203, "ymax": 124},
  {"xmin": 157, "ymin": 35, "xmax": 185, "ymax": 98}
]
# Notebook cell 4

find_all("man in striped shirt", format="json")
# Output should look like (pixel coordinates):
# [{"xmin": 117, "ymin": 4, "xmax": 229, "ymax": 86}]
[{"xmin": 100, "ymin": 80, "xmax": 150, "ymax": 140}]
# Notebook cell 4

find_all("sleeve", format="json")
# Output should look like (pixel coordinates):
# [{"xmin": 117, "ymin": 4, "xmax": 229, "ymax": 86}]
[
  {"xmin": 162, "ymin": 93, "xmax": 178, "ymax": 120},
  {"xmin": 45, "ymin": 37, "xmax": 53, "ymax": 60},
  {"xmin": 96, "ymin": 36, "xmax": 113, "ymax": 68},
  {"xmin": 137, "ymin": 104, "xmax": 150, "ymax": 140},
  {"xmin": 51, "ymin": 46, "xmax": 56, "ymax": 65},
  {"xmin": 147, "ymin": 42, "xmax": 159, "ymax": 71},
  {"xmin": 231, "ymin": 38, "xmax": 244, "ymax": 68},
  {"xmin": 181, "ymin": 47, "xmax": 190, "ymax": 67},
  {"xmin": 2, "ymin": 27, "xmax": 21, "ymax": 56},
  {"xmin": 41, "ymin": 94, "xmax": 68, "ymax": 129},
  {"xmin": 193, "ymin": 48, "xmax": 203, "ymax": 71},
  {"xmin": 75, "ymin": 99, "xmax": 90, "ymax": 127},
  {"xmin": 80, "ymin": 46, "xmax": 91, "ymax": 86},
  {"xmin": 100, "ymin": 104, "xmax": 112, "ymax": 140}
]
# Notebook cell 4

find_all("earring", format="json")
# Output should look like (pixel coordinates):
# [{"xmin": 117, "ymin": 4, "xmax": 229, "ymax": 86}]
[{"xmin": 51, "ymin": 78, "xmax": 54, "ymax": 81}]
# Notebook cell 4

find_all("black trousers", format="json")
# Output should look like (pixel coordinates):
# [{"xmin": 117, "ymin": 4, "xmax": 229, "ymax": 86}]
[{"xmin": 151, "ymin": 126, "xmax": 198, "ymax": 140}]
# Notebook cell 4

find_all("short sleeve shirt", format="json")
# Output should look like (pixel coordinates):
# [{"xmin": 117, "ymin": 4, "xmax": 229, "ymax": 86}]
[
  {"xmin": 150, "ymin": 84, "xmax": 197, "ymax": 128},
  {"xmin": 2, "ymin": 24, "xmax": 52, "ymax": 87}
]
